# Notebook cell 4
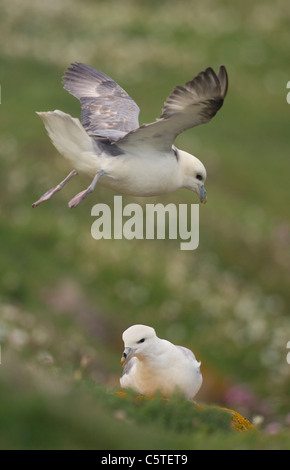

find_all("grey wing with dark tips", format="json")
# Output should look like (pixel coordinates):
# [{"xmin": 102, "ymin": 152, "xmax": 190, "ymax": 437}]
[{"xmin": 63, "ymin": 62, "xmax": 140, "ymax": 141}]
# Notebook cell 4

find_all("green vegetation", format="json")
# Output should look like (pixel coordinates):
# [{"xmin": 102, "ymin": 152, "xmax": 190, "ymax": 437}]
[{"xmin": 0, "ymin": 0, "xmax": 289, "ymax": 449}]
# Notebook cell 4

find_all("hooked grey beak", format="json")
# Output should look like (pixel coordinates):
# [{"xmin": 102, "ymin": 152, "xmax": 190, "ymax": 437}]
[
  {"xmin": 199, "ymin": 185, "xmax": 207, "ymax": 204},
  {"xmin": 121, "ymin": 347, "xmax": 133, "ymax": 367}
]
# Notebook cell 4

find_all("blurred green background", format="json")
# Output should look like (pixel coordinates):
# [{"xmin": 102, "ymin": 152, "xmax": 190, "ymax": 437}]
[{"xmin": 0, "ymin": 0, "xmax": 289, "ymax": 449}]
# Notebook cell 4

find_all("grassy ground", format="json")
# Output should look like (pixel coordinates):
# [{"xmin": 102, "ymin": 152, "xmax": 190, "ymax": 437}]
[{"xmin": 0, "ymin": 0, "xmax": 290, "ymax": 449}]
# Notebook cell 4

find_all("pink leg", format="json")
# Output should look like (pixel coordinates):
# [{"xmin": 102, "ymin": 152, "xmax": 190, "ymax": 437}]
[
  {"xmin": 68, "ymin": 170, "xmax": 105, "ymax": 208},
  {"xmin": 32, "ymin": 169, "xmax": 78, "ymax": 207}
]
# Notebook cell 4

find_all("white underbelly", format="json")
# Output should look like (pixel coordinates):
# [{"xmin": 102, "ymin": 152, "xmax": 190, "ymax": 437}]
[{"xmin": 98, "ymin": 153, "xmax": 180, "ymax": 196}]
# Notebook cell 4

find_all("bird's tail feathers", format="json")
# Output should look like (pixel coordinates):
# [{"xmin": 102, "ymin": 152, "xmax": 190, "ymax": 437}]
[{"xmin": 36, "ymin": 110, "xmax": 96, "ymax": 166}]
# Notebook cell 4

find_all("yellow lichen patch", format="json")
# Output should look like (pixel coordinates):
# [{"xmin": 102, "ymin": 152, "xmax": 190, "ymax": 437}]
[
  {"xmin": 225, "ymin": 408, "xmax": 253, "ymax": 432},
  {"xmin": 115, "ymin": 391, "xmax": 128, "ymax": 399},
  {"xmin": 194, "ymin": 403, "xmax": 253, "ymax": 432},
  {"xmin": 116, "ymin": 391, "xmax": 163, "ymax": 403}
]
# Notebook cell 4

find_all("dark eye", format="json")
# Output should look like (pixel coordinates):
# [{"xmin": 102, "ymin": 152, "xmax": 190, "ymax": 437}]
[
  {"xmin": 196, "ymin": 173, "xmax": 203, "ymax": 181},
  {"xmin": 137, "ymin": 338, "xmax": 145, "ymax": 344}
]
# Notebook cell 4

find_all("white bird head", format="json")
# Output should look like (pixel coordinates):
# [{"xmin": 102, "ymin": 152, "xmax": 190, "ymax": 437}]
[
  {"xmin": 121, "ymin": 324, "xmax": 157, "ymax": 366},
  {"xmin": 177, "ymin": 149, "xmax": 207, "ymax": 204}
]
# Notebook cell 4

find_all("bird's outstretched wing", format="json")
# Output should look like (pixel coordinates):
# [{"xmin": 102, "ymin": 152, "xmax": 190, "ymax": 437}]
[
  {"xmin": 63, "ymin": 62, "xmax": 140, "ymax": 141},
  {"xmin": 117, "ymin": 66, "xmax": 228, "ymax": 152}
]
